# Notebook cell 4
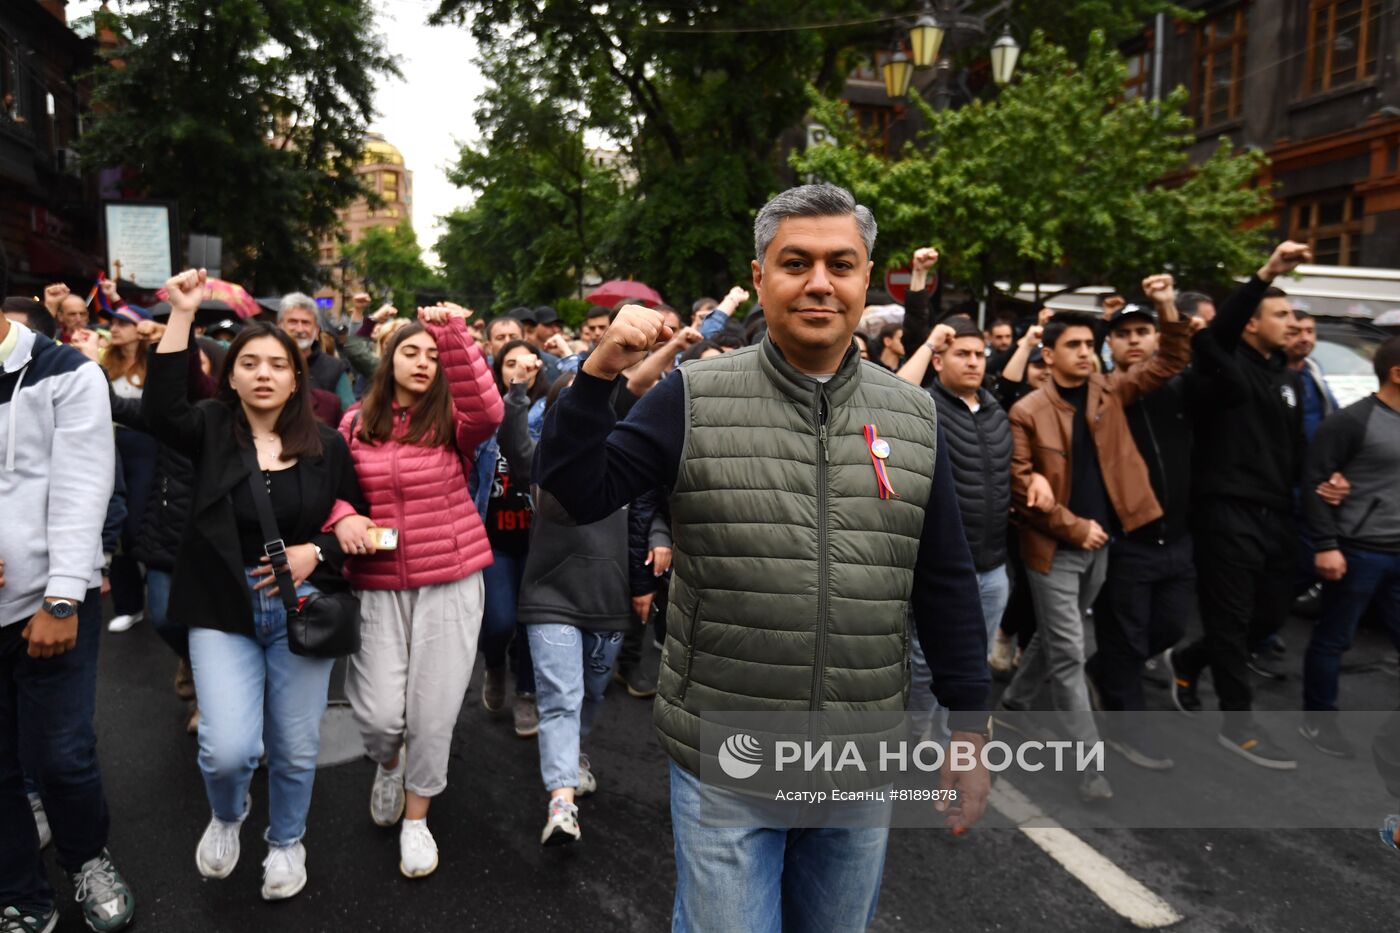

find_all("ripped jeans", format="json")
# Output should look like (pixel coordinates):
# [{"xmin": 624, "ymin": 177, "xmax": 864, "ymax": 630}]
[{"xmin": 526, "ymin": 625, "xmax": 624, "ymax": 792}]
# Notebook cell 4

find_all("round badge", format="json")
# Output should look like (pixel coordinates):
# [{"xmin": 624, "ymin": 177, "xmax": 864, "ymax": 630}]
[{"xmin": 870, "ymin": 439, "xmax": 891, "ymax": 459}]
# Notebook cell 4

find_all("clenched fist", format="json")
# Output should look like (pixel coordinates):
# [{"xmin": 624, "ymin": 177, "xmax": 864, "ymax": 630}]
[
  {"xmin": 43, "ymin": 283, "xmax": 70, "ymax": 315},
  {"xmin": 582, "ymin": 304, "xmax": 674, "ymax": 380},
  {"xmin": 164, "ymin": 269, "xmax": 208, "ymax": 316},
  {"xmin": 1141, "ymin": 274, "xmax": 1175, "ymax": 309},
  {"xmin": 912, "ymin": 247, "xmax": 939, "ymax": 273},
  {"xmin": 135, "ymin": 320, "xmax": 166, "ymax": 342},
  {"xmin": 1259, "ymin": 241, "xmax": 1312, "ymax": 282}
]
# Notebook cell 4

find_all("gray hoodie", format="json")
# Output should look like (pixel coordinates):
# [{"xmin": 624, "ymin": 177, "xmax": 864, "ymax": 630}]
[{"xmin": 0, "ymin": 322, "xmax": 115, "ymax": 626}]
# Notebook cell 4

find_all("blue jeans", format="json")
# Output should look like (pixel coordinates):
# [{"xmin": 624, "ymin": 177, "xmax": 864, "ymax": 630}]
[
  {"xmin": 145, "ymin": 568, "xmax": 188, "ymax": 660},
  {"xmin": 1303, "ymin": 548, "xmax": 1400, "ymax": 711},
  {"xmin": 527, "ymin": 625, "xmax": 623, "ymax": 791},
  {"xmin": 482, "ymin": 548, "xmax": 535, "ymax": 694},
  {"xmin": 669, "ymin": 761, "xmax": 888, "ymax": 933},
  {"xmin": 187, "ymin": 570, "xmax": 334, "ymax": 847},
  {"xmin": 1, "ymin": 591, "xmax": 110, "ymax": 912},
  {"xmin": 909, "ymin": 564, "xmax": 1008, "ymax": 739}
]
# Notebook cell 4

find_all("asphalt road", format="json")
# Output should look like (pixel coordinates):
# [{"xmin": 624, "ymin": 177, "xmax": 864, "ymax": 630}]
[{"xmin": 37, "ymin": 606, "xmax": 1400, "ymax": 932}]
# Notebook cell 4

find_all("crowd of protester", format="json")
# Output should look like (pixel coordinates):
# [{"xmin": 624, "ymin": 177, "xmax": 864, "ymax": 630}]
[{"xmin": 2, "ymin": 182, "xmax": 1398, "ymax": 932}]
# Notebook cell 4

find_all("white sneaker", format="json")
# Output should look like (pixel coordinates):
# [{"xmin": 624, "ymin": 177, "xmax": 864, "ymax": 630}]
[
  {"xmin": 29, "ymin": 792, "xmax": 51, "ymax": 850},
  {"xmin": 260, "ymin": 842, "xmax": 307, "ymax": 901},
  {"xmin": 107, "ymin": 612, "xmax": 144, "ymax": 633},
  {"xmin": 369, "ymin": 758, "xmax": 405, "ymax": 827},
  {"xmin": 988, "ymin": 629, "xmax": 1016, "ymax": 674},
  {"xmin": 577, "ymin": 754, "xmax": 597, "ymax": 797},
  {"xmin": 195, "ymin": 801, "xmax": 249, "ymax": 879},
  {"xmin": 399, "ymin": 819, "xmax": 439, "ymax": 878},
  {"xmin": 541, "ymin": 797, "xmax": 580, "ymax": 847}
]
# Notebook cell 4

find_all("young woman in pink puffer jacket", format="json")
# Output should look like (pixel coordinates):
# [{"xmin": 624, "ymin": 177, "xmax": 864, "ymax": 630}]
[{"xmin": 328, "ymin": 303, "xmax": 502, "ymax": 879}]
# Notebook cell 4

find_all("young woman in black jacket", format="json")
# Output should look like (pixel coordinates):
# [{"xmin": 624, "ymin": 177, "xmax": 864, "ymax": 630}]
[{"xmin": 143, "ymin": 269, "xmax": 367, "ymax": 902}]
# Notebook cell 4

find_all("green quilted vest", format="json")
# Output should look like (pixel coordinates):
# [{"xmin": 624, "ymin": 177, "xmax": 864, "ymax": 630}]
[{"xmin": 654, "ymin": 337, "xmax": 939, "ymax": 775}]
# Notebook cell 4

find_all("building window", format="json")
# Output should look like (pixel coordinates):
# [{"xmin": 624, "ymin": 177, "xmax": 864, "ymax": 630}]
[
  {"xmin": 1122, "ymin": 44, "xmax": 1151, "ymax": 100},
  {"xmin": 1304, "ymin": 0, "xmax": 1381, "ymax": 94},
  {"xmin": 849, "ymin": 103, "xmax": 894, "ymax": 157},
  {"xmin": 1290, "ymin": 191, "xmax": 1364, "ymax": 266},
  {"xmin": 382, "ymin": 171, "xmax": 399, "ymax": 200},
  {"xmin": 1193, "ymin": 7, "xmax": 1247, "ymax": 128}
]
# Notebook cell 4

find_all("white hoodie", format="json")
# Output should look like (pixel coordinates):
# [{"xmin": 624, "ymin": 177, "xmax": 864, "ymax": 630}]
[{"xmin": 0, "ymin": 322, "xmax": 115, "ymax": 626}]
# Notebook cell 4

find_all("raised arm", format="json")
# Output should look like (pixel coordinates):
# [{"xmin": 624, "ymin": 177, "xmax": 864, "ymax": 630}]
[
  {"xmin": 499, "ymin": 382, "xmax": 537, "ymax": 487},
  {"xmin": 901, "ymin": 247, "xmax": 939, "ymax": 352},
  {"xmin": 539, "ymin": 305, "xmax": 683, "ymax": 523},
  {"xmin": 1210, "ymin": 241, "xmax": 1312, "ymax": 355},
  {"xmin": 1108, "ymin": 274, "xmax": 1191, "ymax": 407},
  {"xmin": 895, "ymin": 322, "xmax": 954, "ymax": 387},
  {"xmin": 698, "ymin": 286, "xmax": 749, "ymax": 340},
  {"xmin": 625, "ymin": 325, "xmax": 703, "ymax": 397},
  {"xmin": 420, "ymin": 305, "xmax": 504, "ymax": 456},
  {"xmin": 143, "ymin": 269, "xmax": 209, "ymax": 455}
]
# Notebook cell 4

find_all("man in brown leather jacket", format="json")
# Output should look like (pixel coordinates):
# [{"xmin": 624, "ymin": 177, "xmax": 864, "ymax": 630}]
[{"xmin": 998, "ymin": 275, "xmax": 1189, "ymax": 803}]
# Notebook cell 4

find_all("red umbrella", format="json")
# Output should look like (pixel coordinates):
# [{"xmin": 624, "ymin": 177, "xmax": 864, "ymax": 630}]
[
  {"xmin": 586, "ymin": 279, "xmax": 663, "ymax": 308},
  {"xmin": 156, "ymin": 277, "xmax": 261, "ymax": 319}
]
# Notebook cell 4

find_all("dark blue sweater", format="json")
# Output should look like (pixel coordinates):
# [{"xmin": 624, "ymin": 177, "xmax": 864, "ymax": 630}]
[{"xmin": 538, "ymin": 367, "xmax": 991, "ymax": 729}]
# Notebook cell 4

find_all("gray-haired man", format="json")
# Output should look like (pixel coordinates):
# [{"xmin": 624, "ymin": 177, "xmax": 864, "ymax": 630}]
[
  {"xmin": 538, "ymin": 184, "xmax": 990, "ymax": 930},
  {"xmin": 278, "ymin": 292, "xmax": 354, "ymax": 408}
]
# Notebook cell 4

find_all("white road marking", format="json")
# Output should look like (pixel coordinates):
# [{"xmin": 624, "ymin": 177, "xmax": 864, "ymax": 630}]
[{"xmin": 990, "ymin": 779, "xmax": 1183, "ymax": 930}]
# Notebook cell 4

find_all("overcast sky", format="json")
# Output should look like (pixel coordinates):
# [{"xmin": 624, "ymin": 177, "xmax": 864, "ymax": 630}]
[{"xmin": 69, "ymin": 0, "xmax": 486, "ymax": 265}]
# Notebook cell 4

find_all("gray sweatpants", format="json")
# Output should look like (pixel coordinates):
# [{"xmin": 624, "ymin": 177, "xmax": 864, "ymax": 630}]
[
  {"xmin": 346, "ymin": 572, "xmax": 484, "ymax": 797},
  {"xmin": 1001, "ymin": 547, "xmax": 1107, "ymax": 746}
]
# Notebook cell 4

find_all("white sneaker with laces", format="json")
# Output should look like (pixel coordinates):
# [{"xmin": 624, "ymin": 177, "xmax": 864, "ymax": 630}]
[
  {"xmin": 577, "ymin": 754, "xmax": 597, "ymax": 797},
  {"xmin": 370, "ymin": 757, "xmax": 405, "ymax": 827},
  {"xmin": 399, "ymin": 819, "xmax": 439, "ymax": 878},
  {"xmin": 107, "ymin": 612, "xmax": 144, "ymax": 633},
  {"xmin": 261, "ymin": 842, "xmax": 307, "ymax": 901},
  {"xmin": 29, "ymin": 792, "xmax": 51, "ymax": 850},
  {"xmin": 195, "ymin": 797, "xmax": 249, "ymax": 879},
  {"xmin": 541, "ymin": 797, "xmax": 581, "ymax": 847}
]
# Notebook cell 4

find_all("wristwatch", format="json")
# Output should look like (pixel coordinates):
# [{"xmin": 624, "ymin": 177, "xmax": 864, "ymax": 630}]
[
  {"xmin": 311, "ymin": 544, "xmax": 325, "ymax": 564},
  {"xmin": 43, "ymin": 598, "xmax": 79, "ymax": 619}
]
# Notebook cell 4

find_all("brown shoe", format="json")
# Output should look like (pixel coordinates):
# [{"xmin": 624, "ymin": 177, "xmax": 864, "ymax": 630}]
[
  {"xmin": 175, "ymin": 659, "xmax": 195, "ymax": 701},
  {"xmin": 185, "ymin": 702, "xmax": 200, "ymax": 735}
]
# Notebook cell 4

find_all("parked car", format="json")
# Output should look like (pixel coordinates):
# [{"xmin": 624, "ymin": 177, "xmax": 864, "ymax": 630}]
[{"xmin": 1313, "ymin": 318, "xmax": 1386, "ymax": 409}]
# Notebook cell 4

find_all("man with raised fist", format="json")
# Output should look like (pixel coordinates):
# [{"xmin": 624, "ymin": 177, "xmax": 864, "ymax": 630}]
[
  {"xmin": 537, "ymin": 184, "xmax": 990, "ymax": 931},
  {"xmin": 1165, "ymin": 241, "xmax": 1314, "ymax": 770}
]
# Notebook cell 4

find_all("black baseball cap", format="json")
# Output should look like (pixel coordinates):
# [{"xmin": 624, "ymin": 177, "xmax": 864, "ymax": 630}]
[
  {"xmin": 533, "ymin": 306, "xmax": 559, "ymax": 326},
  {"xmin": 510, "ymin": 306, "xmax": 537, "ymax": 324},
  {"xmin": 1104, "ymin": 303, "xmax": 1157, "ymax": 331}
]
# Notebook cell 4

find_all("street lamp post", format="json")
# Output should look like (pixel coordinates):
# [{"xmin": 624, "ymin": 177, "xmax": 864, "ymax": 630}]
[
  {"xmin": 880, "ymin": 2, "xmax": 1018, "ymax": 100},
  {"xmin": 989, "ymin": 27, "xmax": 1021, "ymax": 86},
  {"xmin": 908, "ymin": 15, "xmax": 945, "ymax": 68},
  {"xmin": 881, "ymin": 51, "xmax": 915, "ymax": 99}
]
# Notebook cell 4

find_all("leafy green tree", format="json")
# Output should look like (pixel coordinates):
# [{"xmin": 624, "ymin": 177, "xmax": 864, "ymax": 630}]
[
  {"xmin": 1008, "ymin": 1, "xmax": 1192, "ymax": 62},
  {"xmin": 792, "ymin": 31, "xmax": 1272, "ymax": 300},
  {"xmin": 431, "ymin": 3, "xmax": 1216, "ymax": 304},
  {"xmin": 431, "ymin": 0, "xmax": 893, "ymax": 304},
  {"xmin": 343, "ymin": 222, "xmax": 435, "ymax": 310},
  {"xmin": 82, "ymin": 1, "xmax": 396, "ymax": 293},
  {"xmin": 435, "ymin": 61, "xmax": 623, "ymax": 313}
]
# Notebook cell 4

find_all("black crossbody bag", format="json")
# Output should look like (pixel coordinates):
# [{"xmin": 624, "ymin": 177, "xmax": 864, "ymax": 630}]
[{"xmin": 239, "ymin": 447, "xmax": 361, "ymax": 658}]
